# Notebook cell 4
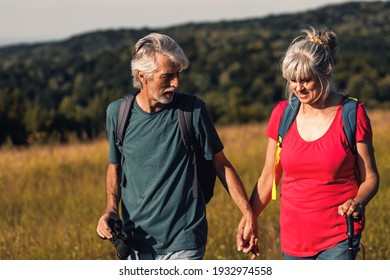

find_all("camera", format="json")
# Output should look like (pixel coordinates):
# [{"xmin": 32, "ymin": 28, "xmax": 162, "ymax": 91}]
[{"xmin": 107, "ymin": 218, "xmax": 133, "ymax": 260}]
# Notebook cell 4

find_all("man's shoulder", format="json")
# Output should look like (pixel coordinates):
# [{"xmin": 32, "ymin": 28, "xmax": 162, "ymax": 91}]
[
  {"xmin": 176, "ymin": 92, "xmax": 205, "ymax": 109},
  {"xmin": 106, "ymin": 98, "xmax": 124, "ymax": 117}
]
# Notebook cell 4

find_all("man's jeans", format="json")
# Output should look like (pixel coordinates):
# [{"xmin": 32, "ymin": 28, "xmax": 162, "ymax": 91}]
[{"xmin": 128, "ymin": 245, "xmax": 206, "ymax": 260}]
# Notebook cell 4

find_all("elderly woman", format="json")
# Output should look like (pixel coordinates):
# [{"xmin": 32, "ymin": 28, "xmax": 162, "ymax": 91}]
[{"xmin": 238, "ymin": 26, "xmax": 379, "ymax": 260}]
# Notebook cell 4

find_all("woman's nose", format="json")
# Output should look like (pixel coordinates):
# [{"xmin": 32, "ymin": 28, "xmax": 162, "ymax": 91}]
[{"xmin": 295, "ymin": 82, "xmax": 304, "ymax": 91}]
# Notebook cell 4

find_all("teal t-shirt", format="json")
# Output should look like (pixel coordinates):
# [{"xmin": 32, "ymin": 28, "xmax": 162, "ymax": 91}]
[{"xmin": 106, "ymin": 93, "xmax": 223, "ymax": 254}]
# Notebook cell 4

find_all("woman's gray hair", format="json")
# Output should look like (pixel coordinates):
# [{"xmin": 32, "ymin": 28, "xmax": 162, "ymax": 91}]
[
  {"xmin": 281, "ymin": 26, "xmax": 339, "ymax": 104},
  {"xmin": 131, "ymin": 33, "xmax": 190, "ymax": 89}
]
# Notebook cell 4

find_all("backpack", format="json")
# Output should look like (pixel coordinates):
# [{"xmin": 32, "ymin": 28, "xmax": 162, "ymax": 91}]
[
  {"xmin": 272, "ymin": 94, "xmax": 358, "ymax": 200},
  {"xmin": 115, "ymin": 92, "xmax": 216, "ymax": 204}
]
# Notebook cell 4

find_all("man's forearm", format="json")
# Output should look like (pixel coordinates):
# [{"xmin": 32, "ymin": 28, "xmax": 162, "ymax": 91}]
[
  {"xmin": 213, "ymin": 153, "xmax": 253, "ymax": 219},
  {"xmin": 105, "ymin": 163, "xmax": 122, "ymax": 213}
]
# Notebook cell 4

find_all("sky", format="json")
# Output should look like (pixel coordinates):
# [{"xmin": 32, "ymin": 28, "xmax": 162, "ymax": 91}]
[{"xmin": 0, "ymin": 0, "xmax": 385, "ymax": 47}]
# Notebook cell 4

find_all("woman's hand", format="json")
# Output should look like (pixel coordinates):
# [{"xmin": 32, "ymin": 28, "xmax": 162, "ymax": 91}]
[{"xmin": 338, "ymin": 199, "xmax": 364, "ymax": 219}]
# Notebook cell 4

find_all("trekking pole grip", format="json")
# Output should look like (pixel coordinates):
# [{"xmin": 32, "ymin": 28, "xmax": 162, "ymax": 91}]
[{"xmin": 346, "ymin": 216, "xmax": 354, "ymax": 260}]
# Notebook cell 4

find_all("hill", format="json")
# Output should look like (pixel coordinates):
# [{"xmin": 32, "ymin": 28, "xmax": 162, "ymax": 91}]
[{"xmin": 0, "ymin": 1, "xmax": 389, "ymax": 145}]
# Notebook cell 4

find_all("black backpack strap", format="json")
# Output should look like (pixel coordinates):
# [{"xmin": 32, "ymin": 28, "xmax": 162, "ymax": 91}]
[
  {"xmin": 342, "ymin": 96, "xmax": 358, "ymax": 156},
  {"xmin": 177, "ymin": 93, "xmax": 199, "ymax": 199},
  {"xmin": 177, "ymin": 94, "xmax": 196, "ymax": 151},
  {"xmin": 117, "ymin": 93, "xmax": 136, "ymax": 167}
]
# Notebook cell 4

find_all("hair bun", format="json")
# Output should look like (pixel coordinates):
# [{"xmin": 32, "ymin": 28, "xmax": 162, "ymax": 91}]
[
  {"xmin": 305, "ymin": 26, "xmax": 338, "ymax": 60},
  {"xmin": 320, "ymin": 30, "xmax": 337, "ymax": 52}
]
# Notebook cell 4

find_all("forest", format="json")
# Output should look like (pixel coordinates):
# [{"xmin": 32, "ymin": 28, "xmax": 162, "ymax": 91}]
[{"xmin": 0, "ymin": 1, "xmax": 389, "ymax": 146}]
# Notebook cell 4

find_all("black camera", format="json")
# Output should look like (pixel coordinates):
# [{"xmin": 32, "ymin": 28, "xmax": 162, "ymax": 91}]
[{"xmin": 107, "ymin": 218, "xmax": 133, "ymax": 260}]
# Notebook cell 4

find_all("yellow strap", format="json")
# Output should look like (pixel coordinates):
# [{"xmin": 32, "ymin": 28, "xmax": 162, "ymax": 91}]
[{"xmin": 272, "ymin": 138, "xmax": 283, "ymax": 200}]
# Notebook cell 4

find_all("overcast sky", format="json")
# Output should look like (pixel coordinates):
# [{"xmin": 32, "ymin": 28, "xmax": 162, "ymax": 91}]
[{"xmin": 0, "ymin": 0, "xmax": 385, "ymax": 46}]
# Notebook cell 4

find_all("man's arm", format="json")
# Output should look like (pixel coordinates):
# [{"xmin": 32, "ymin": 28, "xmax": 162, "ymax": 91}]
[
  {"xmin": 96, "ymin": 163, "xmax": 122, "ymax": 239},
  {"xmin": 212, "ymin": 150, "xmax": 258, "ymax": 255}
]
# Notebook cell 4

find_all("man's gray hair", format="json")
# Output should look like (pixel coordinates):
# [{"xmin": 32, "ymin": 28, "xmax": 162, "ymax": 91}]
[{"xmin": 131, "ymin": 33, "xmax": 189, "ymax": 89}]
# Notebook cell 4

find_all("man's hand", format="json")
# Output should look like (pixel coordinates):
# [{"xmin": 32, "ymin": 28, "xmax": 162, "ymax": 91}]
[
  {"xmin": 96, "ymin": 211, "xmax": 120, "ymax": 240},
  {"xmin": 236, "ymin": 216, "xmax": 259, "ymax": 259}
]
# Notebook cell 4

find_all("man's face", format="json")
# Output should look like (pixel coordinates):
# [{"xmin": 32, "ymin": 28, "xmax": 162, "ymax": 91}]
[{"xmin": 146, "ymin": 53, "xmax": 181, "ymax": 104}]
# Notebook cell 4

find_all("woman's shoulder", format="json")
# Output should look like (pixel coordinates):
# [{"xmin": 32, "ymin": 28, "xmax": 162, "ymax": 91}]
[
  {"xmin": 266, "ymin": 100, "xmax": 290, "ymax": 138},
  {"xmin": 271, "ymin": 99, "xmax": 290, "ymax": 118}
]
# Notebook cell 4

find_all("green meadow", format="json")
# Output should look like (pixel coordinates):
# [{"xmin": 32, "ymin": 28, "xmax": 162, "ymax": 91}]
[{"xmin": 1, "ymin": 110, "xmax": 389, "ymax": 260}]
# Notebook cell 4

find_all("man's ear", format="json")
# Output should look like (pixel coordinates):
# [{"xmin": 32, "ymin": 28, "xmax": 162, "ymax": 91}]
[{"xmin": 138, "ymin": 70, "xmax": 147, "ymax": 84}]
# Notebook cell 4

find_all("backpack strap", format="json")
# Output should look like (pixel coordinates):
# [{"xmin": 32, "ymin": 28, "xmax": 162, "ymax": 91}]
[
  {"xmin": 177, "ymin": 93, "xmax": 199, "ymax": 199},
  {"xmin": 277, "ymin": 95, "xmax": 300, "ymax": 149},
  {"xmin": 272, "ymin": 95, "xmax": 300, "ymax": 200},
  {"xmin": 271, "ymin": 94, "xmax": 358, "ymax": 200},
  {"xmin": 342, "ymin": 96, "xmax": 358, "ymax": 156},
  {"xmin": 117, "ymin": 93, "xmax": 136, "ymax": 167},
  {"xmin": 177, "ymin": 94, "xmax": 196, "ymax": 151}
]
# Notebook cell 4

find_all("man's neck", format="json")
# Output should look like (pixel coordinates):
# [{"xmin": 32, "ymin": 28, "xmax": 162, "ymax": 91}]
[{"xmin": 136, "ymin": 90, "xmax": 165, "ymax": 113}]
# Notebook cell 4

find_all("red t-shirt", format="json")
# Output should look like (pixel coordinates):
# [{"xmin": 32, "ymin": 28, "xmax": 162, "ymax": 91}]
[{"xmin": 266, "ymin": 99, "xmax": 372, "ymax": 257}]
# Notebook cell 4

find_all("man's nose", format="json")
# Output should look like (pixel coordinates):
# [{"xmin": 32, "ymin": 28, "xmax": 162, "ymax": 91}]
[{"xmin": 170, "ymin": 74, "xmax": 179, "ymax": 88}]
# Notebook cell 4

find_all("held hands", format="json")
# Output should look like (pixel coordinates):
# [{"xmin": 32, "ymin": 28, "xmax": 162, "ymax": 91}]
[
  {"xmin": 338, "ymin": 199, "xmax": 364, "ymax": 219},
  {"xmin": 236, "ymin": 216, "xmax": 259, "ymax": 259}
]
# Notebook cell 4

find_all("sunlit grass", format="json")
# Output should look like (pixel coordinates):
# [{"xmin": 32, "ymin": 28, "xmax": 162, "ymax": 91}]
[
  {"xmin": 0, "ymin": 110, "xmax": 389, "ymax": 260},
  {"xmin": 0, "ymin": 142, "xmax": 114, "ymax": 259}
]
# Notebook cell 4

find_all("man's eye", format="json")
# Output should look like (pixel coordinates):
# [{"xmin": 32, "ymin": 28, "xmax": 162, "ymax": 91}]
[{"xmin": 162, "ymin": 73, "xmax": 179, "ymax": 81}]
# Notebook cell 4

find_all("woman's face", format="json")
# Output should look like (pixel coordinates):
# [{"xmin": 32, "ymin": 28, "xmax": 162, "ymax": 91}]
[{"xmin": 289, "ymin": 76, "xmax": 322, "ymax": 105}]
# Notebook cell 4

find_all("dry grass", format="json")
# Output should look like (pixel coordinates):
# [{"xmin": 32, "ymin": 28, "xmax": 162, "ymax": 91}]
[{"xmin": 0, "ymin": 110, "xmax": 389, "ymax": 260}]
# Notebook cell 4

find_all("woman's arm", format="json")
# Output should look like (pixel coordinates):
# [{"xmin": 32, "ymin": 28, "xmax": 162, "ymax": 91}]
[
  {"xmin": 237, "ymin": 137, "xmax": 278, "ymax": 258},
  {"xmin": 338, "ymin": 139, "xmax": 380, "ymax": 217}
]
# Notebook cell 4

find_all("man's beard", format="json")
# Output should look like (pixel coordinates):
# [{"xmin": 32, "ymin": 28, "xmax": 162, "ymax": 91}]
[{"xmin": 148, "ymin": 85, "xmax": 176, "ymax": 104}]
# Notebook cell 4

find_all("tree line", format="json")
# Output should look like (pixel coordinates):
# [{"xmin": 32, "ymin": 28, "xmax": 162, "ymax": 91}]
[{"xmin": 0, "ymin": 1, "xmax": 389, "ymax": 146}]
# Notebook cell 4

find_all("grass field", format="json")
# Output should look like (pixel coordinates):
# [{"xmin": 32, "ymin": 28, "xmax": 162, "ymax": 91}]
[{"xmin": 0, "ymin": 110, "xmax": 389, "ymax": 260}]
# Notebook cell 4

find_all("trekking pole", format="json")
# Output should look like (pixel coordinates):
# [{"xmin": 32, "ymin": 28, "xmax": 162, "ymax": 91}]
[{"xmin": 346, "ymin": 215, "xmax": 354, "ymax": 260}]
